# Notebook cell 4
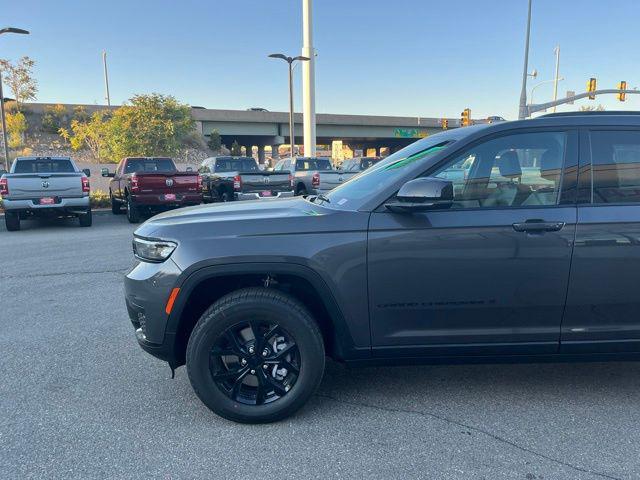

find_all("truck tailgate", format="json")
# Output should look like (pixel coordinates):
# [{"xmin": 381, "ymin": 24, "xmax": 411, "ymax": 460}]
[
  {"xmin": 239, "ymin": 172, "xmax": 291, "ymax": 193},
  {"xmin": 4, "ymin": 173, "xmax": 85, "ymax": 200},
  {"xmin": 318, "ymin": 171, "xmax": 357, "ymax": 191},
  {"xmin": 136, "ymin": 173, "xmax": 200, "ymax": 194}
]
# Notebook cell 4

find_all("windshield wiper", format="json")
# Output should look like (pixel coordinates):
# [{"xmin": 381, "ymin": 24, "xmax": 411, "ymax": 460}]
[{"xmin": 314, "ymin": 193, "xmax": 331, "ymax": 204}]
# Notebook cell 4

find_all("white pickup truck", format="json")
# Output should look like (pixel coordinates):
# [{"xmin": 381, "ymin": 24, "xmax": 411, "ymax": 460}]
[{"xmin": 0, "ymin": 156, "xmax": 92, "ymax": 231}]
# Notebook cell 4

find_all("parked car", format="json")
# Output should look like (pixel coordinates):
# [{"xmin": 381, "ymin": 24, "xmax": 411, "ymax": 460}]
[
  {"xmin": 198, "ymin": 156, "xmax": 293, "ymax": 202},
  {"xmin": 1, "ymin": 156, "xmax": 92, "ymax": 231},
  {"xmin": 273, "ymin": 157, "xmax": 333, "ymax": 195},
  {"xmin": 317, "ymin": 156, "xmax": 382, "ymax": 193},
  {"xmin": 102, "ymin": 157, "xmax": 202, "ymax": 223},
  {"xmin": 125, "ymin": 112, "xmax": 640, "ymax": 423}
]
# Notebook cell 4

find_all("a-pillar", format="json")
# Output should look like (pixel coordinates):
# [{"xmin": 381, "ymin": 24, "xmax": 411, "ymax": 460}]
[{"xmin": 257, "ymin": 145, "xmax": 266, "ymax": 165}]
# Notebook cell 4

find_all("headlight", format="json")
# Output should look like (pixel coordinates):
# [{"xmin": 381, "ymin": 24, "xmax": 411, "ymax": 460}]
[{"xmin": 132, "ymin": 236, "xmax": 177, "ymax": 263}]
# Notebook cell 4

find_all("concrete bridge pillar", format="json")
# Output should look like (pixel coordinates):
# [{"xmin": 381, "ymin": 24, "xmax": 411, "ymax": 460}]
[{"xmin": 271, "ymin": 144, "xmax": 280, "ymax": 160}]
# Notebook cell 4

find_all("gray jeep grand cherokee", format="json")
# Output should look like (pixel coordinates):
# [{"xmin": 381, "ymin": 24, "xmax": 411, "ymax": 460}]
[{"xmin": 126, "ymin": 112, "xmax": 640, "ymax": 423}]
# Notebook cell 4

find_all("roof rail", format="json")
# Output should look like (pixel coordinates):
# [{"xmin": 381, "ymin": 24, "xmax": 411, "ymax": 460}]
[{"xmin": 539, "ymin": 111, "xmax": 640, "ymax": 118}]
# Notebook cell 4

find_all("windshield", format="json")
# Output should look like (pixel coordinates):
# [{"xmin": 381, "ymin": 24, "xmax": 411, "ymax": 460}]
[
  {"xmin": 14, "ymin": 159, "xmax": 75, "ymax": 173},
  {"xmin": 125, "ymin": 158, "xmax": 176, "ymax": 173},
  {"xmin": 324, "ymin": 135, "xmax": 456, "ymax": 208}
]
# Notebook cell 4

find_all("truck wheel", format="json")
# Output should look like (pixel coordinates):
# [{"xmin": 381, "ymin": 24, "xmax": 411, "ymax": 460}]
[
  {"xmin": 110, "ymin": 191, "xmax": 123, "ymax": 214},
  {"xmin": 296, "ymin": 185, "xmax": 307, "ymax": 196},
  {"xmin": 187, "ymin": 287, "xmax": 325, "ymax": 424},
  {"xmin": 79, "ymin": 208, "xmax": 92, "ymax": 227},
  {"xmin": 4, "ymin": 211, "xmax": 20, "ymax": 231},
  {"xmin": 221, "ymin": 191, "xmax": 231, "ymax": 202},
  {"xmin": 126, "ymin": 197, "xmax": 141, "ymax": 224}
]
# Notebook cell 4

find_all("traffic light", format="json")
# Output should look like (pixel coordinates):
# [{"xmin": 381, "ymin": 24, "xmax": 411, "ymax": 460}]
[
  {"xmin": 441, "ymin": 118, "xmax": 448, "ymax": 130},
  {"xmin": 460, "ymin": 108, "xmax": 471, "ymax": 127},
  {"xmin": 618, "ymin": 81, "xmax": 627, "ymax": 102},
  {"xmin": 587, "ymin": 77, "xmax": 597, "ymax": 100}
]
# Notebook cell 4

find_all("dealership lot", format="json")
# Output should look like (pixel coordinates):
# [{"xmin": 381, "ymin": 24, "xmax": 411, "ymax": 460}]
[{"xmin": 1, "ymin": 213, "xmax": 640, "ymax": 479}]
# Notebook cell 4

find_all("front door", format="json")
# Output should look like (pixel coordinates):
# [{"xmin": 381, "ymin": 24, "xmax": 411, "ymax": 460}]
[
  {"xmin": 562, "ymin": 128, "xmax": 640, "ymax": 353},
  {"xmin": 368, "ymin": 129, "xmax": 578, "ymax": 357}
]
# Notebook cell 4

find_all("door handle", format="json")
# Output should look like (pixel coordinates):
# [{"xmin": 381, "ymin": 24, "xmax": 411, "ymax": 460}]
[{"xmin": 512, "ymin": 220, "xmax": 565, "ymax": 232}]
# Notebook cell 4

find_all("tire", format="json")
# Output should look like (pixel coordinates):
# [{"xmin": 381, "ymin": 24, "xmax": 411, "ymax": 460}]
[
  {"xmin": 126, "ymin": 196, "xmax": 141, "ymax": 223},
  {"xmin": 221, "ymin": 191, "xmax": 231, "ymax": 202},
  {"xmin": 187, "ymin": 287, "xmax": 325, "ymax": 424},
  {"xmin": 4, "ymin": 211, "xmax": 20, "ymax": 231},
  {"xmin": 296, "ymin": 185, "xmax": 307, "ymax": 196},
  {"xmin": 78, "ymin": 208, "xmax": 92, "ymax": 227},
  {"xmin": 110, "ymin": 191, "xmax": 123, "ymax": 214}
]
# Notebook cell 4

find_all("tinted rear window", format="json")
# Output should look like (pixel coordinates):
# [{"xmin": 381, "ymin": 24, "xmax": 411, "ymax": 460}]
[
  {"xmin": 125, "ymin": 158, "xmax": 176, "ymax": 173},
  {"xmin": 14, "ymin": 159, "xmax": 75, "ymax": 174},
  {"xmin": 216, "ymin": 158, "xmax": 258, "ymax": 172},
  {"xmin": 295, "ymin": 158, "xmax": 332, "ymax": 171}
]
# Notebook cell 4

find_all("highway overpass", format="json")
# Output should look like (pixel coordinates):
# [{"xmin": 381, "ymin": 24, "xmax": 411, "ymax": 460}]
[{"xmin": 192, "ymin": 108, "xmax": 459, "ymax": 160}]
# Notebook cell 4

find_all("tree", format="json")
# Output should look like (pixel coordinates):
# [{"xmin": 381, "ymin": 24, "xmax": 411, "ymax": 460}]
[
  {"xmin": 0, "ymin": 56, "xmax": 38, "ymax": 110},
  {"xmin": 41, "ymin": 104, "xmax": 67, "ymax": 133},
  {"xmin": 207, "ymin": 129, "xmax": 222, "ymax": 151},
  {"xmin": 59, "ymin": 110, "xmax": 111, "ymax": 161},
  {"xmin": 105, "ymin": 93, "xmax": 195, "ymax": 160},
  {"xmin": 5, "ymin": 110, "xmax": 27, "ymax": 149},
  {"xmin": 230, "ymin": 140, "xmax": 242, "ymax": 156}
]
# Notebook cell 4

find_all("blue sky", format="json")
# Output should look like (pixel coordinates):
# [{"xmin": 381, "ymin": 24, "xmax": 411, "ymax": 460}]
[{"xmin": 2, "ymin": 0, "xmax": 639, "ymax": 119}]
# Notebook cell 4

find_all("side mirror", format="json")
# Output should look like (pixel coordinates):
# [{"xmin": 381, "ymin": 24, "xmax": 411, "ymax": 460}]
[
  {"xmin": 82, "ymin": 168, "xmax": 91, "ymax": 177},
  {"xmin": 385, "ymin": 177, "xmax": 453, "ymax": 213},
  {"xmin": 101, "ymin": 167, "xmax": 114, "ymax": 177},
  {"xmin": 186, "ymin": 166, "xmax": 193, "ymax": 172}
]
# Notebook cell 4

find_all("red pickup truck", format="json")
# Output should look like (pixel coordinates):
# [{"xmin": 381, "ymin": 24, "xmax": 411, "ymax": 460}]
[{"xmin": 101, "ymin": 157, "xmax": 202, "ymax": 223}]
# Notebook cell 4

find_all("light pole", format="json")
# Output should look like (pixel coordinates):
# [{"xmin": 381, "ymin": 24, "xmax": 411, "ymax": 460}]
[
  {"xmin": 0, "ymin": 27, "xmax": 30, "ymax": 171},
  {"xmin": 518, "ymin": 0, "xmax": 533, "ymax": 120},
  {"xmin": 268, "ymin": 53, "xmax": 309, "ymax": 157},
  {"xmin": 552, "ymin": 45, "xmax": 561, "ymax": 112},
  {"xmin": 102, "ymin": 51, "xmax": 111, "ymax": 106},
  {"xmin": 302, "ymin": 0, "xmax": 317, "ymax": 157}
]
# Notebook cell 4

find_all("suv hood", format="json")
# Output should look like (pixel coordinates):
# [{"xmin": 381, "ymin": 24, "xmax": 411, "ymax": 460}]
[{"xmin": 134, "ymin": 197, "xmax": 362, "ymax": 241}]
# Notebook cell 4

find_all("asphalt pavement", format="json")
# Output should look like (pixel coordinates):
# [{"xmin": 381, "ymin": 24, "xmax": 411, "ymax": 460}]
[{"xmin": 1, "ymin": 212, "xmax": 639, "ymax": 480}]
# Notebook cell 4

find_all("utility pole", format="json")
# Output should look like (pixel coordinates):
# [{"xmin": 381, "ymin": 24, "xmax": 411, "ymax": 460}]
[
  {"xmin": 0, "ymin": 70, "xmax": 9, "ymax": 171},
  {"xmin": 302, "ymin": 0, "xmax": 316, "ymax": 157},
  {"xmin": 552, "ymin": 45, "xmax": 560, "ymax": 113},
  {"xmin": 518, "ymin": 0, "xmax": 533, "ymax": 120},
  {"xmin": 102, "ymin": 51, "xmax": 111, "ymax": 106}
]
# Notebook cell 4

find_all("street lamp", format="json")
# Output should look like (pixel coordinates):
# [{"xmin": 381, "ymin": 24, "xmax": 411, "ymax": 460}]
[
  {"xmin": 0, "ymin": 27, "xmax": 30, "ymax": 171},
  {"xmin": 529, "ymin": 77, "xmax": 564, "ymax": 106},
  {"xmin": 518, "ymin": 0, "xmax": 533, "ymax": 120},
  {"xmin": 268, "ymin": 53, "xmax": 309, "ymax": 157}
]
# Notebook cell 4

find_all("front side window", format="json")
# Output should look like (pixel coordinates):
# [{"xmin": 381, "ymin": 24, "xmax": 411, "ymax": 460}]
[
  {"xmin": 432, "ymin": 131, "xmax": 567, "ymax": 209},
  {"xmin": 590, "ymin": 130, "xmax": 640, "ymax": 204}
]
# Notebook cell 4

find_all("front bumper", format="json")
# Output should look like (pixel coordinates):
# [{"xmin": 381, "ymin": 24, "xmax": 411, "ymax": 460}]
[
  {"xmin": 125, "ymin": 257, "xmax": 183, "ymax": 362},
  {"xmin": 234, "ymin": 190, "xmax": 294, "ymax": 201},
  {"xmin": 2, "ymin": 196, "xmax": 89, "ymax": 212}
]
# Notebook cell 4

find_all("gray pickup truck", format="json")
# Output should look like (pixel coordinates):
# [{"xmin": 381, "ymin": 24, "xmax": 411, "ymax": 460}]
[
  {"xmin": 0, "ymin": 156, "xmax": 92, "ymax": 231},
  {"xmin": 273, "ymin": 157, "xmax": 334, "ymax": 195},
  {"xmin": 199, "ymin": 156, "xmax": 293, "ymax": 202},
  {"xmin": 317, "ymin": 156, "xmax": 382, "ymax": 193}
]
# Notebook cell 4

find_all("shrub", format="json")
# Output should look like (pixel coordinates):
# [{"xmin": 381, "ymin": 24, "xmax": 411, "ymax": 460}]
[
  {"xmin": 90, "ymin": 189, "xmax": 110, "ymax": 208},
  {"xmin": 42, "ymin": 104, "xmax": 67, "ymax": 133}
]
